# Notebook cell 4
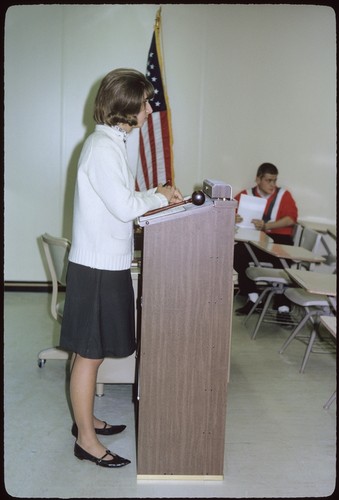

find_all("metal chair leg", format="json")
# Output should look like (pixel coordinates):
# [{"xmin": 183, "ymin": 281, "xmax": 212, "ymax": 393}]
[
  {"xmin": 323, "ymin": 390, "xmax": 336, "ymax": 409},
  {"xmin": 279, "ymin": 312, "xmax": 312, "ymax": 354},
  {"xmin": 243, "ymin": 287, "xmax": 271, "ymax": 325},
  {"xmin": 300, "ymin": 327, "xmax": 317, "ymax": 373},
  {"xmin": 251, "ymin": 289, "xmax": 276, "ymax": 340}
]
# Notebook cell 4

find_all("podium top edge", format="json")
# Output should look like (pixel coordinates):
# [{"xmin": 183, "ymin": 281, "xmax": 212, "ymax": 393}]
[{"xmin": 137, "ymin": 198, "xmax": 237, "ymax": 227}]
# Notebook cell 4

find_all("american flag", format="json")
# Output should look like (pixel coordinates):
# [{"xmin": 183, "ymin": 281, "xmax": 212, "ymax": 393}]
[{"xmin": 136, "ymin": 10, "xmax": 174, "ymax": 190}]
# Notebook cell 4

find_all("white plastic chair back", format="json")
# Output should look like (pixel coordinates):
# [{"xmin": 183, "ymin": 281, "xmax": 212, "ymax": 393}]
[
  {"xmin": 292, "ymin": 224, "xmax": 303, "ymax": 246},
  {"xmin": 41, "ymin": 233, "xmax": 71, "ymax": 321},
  {"xmin": 299, "ymin": 227, "xmax": 322, "ymax": 254}
]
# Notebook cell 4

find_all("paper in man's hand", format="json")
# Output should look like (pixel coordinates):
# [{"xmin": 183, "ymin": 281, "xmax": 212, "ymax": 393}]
[{"xmin": 236, "ymin": 194, "xmax": 266, "ymax": 229}]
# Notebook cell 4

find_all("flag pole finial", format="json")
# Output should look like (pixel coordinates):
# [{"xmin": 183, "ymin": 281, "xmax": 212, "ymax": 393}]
[{"xmin": 155, "ymin": 7, "xmax": 161, "ymax": 30}]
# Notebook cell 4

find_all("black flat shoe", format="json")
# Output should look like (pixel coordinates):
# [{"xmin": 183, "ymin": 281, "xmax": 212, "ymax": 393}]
[
  {"xmin": 74, "ymin": 442, "xmax": 131, "ymax": 468},
  {"xmin": 71, "ymin": 422, "xmax": 126, "ymax": 438}
]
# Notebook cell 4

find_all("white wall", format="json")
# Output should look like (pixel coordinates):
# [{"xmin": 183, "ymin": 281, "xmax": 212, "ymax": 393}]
[{"xmin": 4, "ymin": 4, "xmax": 336, "ymax": 281}]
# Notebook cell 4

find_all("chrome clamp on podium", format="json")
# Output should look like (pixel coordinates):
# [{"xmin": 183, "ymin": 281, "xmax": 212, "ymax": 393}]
[{"xmin": 202, "ymin": 179, "xmax": 233, "ymax": 200}]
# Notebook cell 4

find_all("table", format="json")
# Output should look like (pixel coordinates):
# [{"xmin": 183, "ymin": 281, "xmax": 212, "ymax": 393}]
[
  {"xmin": 319, "ymin": 315, "xmax": 337, "ymax": 369},
  {"xmin": 279, "ymin": 268, "xmax": 336, "ymax": 374},
  {"xmin": 250, "ymin": 240, "xmax": 326, "ymax": 269},
  {"xmin": 298, "ymin": 219, "xmax": 336, "ymax": 236},
  {"xmin": 320, "ymin": 315, "xmax": 336, "ymax": 336},
  {"xmin": 327, "ymin": 227, "xmax": 337, "ymax": 239},
  {"xmin": 234, "ymin": 227, "xmax": 273, "ymax": 244},
  {"xmin": 298, "ymin": 220, "xmax": 337, "ymax": 267},
  {"xmin": 285, "ymin": 269, "xmax": 336, "ymax": 297},
  {"xmin": 234, "ymin": 228, "xmax": 273, "ymax": 267}
]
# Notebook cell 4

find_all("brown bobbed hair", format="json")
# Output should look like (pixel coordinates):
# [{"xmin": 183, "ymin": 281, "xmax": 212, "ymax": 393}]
[{"xmin": 93, "ymin": 68, "xmax": 154, "ymax": 127}]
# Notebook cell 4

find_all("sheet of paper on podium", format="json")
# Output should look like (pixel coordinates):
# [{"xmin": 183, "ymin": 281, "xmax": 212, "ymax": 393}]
[
  {"xmin": 236, "ymin": 194, "xmax": 266, "ymax": 229},
  {"xmin": 138, "ymin": 204, "xmax": 186, "ymax": 223}
]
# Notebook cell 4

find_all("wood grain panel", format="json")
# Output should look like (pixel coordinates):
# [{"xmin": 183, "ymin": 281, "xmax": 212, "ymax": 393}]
[{"xmin": 137, "ymin": 200, "xmax": 236, "ymax": 477}]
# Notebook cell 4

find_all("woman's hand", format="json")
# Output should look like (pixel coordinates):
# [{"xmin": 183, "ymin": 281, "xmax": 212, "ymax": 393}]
[{"xmin": 156, "ymin": 183, "xmax": 183, "ymax": 204}]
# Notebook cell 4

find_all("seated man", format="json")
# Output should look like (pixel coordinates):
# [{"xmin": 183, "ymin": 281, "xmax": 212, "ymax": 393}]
[{"xmin": 233, "ymin": 162, "xmax": 298, "ymax": 321}]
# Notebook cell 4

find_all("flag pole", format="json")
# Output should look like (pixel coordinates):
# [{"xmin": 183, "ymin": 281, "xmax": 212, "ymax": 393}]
[
  {"xmin": 155, "ymin": 7, "xmax": 161, "ymax": 30},
  {"xmin": 153, "ymin": 7, "xmax": 175, "ymax": 183},
  {"xmin": 154, "ymin": 8, "xmax": 165, "ymax": 82}
]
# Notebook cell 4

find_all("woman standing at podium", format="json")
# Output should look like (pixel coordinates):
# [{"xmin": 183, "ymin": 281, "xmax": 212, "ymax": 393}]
[{"xmin": 60, "ymin": 68, "xmax": 182, "ymax": 468}]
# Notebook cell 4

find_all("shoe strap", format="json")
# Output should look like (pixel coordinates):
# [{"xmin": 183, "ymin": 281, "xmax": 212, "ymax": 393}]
[{"xmin": 97, "ymin": 449, "xmax": 113, "ymax": 464}]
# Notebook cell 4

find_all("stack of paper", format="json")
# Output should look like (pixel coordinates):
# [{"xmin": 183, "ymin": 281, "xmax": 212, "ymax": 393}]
[{"xmin": 236, "ymin": 194, "xmax": 266, "ymax": 228}]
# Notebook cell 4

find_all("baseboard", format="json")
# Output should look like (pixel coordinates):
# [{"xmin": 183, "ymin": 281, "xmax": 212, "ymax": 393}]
[
  {"xmin": 5, "ymin": 280, "xmax": 237, "ymax": 294},
  {"xmin": 4, "ymin": 281, "xmax": 60, "ymax": 292}
]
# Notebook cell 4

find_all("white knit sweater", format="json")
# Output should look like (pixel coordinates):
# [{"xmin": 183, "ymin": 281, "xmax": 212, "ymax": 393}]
[{"xmin": 69, "ymin": 124, "xmax": 168, "ymax": 270}]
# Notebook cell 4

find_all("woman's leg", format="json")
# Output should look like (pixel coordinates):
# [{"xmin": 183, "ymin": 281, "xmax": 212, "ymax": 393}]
[
  {"xmin": 70, "ymin": 354, "xmax": 109, "ymax": 458},
  {"xmin": 70, "ymin": 354, "xmax": 110, "ymax": 430}
]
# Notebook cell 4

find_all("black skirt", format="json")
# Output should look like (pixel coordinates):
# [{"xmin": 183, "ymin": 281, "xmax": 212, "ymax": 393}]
[{"xmin": 60, "ymin": 262, "xmax": 136, "ymax": 359}]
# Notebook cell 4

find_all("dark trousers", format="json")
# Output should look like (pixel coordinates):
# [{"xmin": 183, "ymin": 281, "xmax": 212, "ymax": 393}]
[{"xmin": 233, "ymin": 233, "xmax": 294, "ymax": 308}]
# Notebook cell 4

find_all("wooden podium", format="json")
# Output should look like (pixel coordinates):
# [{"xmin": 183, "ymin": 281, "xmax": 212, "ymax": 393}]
[{"xmin": 136, "ymin": 197, "xmax": 237, "ymax": 480}]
